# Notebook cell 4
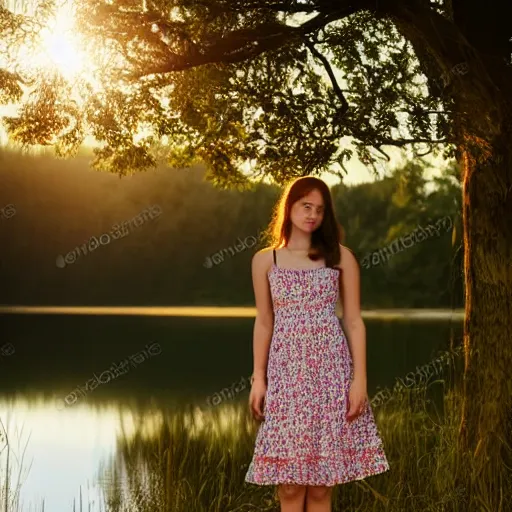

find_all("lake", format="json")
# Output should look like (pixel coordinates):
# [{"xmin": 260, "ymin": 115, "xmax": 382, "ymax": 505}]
[{"xmin": 0, "ymin": 308, "xmax": 464, "ymax": 511}]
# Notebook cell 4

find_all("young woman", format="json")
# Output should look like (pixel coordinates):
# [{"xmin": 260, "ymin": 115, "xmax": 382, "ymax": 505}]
[{"xmin": 244, "ymin": 177, "xmax": 389, "ymax": 512}]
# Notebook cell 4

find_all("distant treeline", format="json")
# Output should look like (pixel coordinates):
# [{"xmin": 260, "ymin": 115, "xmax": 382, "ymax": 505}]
[{"xmin": 0, "ymin": 148, "xmax": 463, "ymax": 308}]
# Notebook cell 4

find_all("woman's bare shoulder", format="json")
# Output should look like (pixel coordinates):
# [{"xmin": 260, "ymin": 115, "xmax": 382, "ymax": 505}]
[
  {"xmin": 338, "ymin": 244, "xmax": 358, "ymax": 269},
  {"xmin": 252, "ymin": 247, "xmax": 274, "ymax": 268},
  {"xmin": 254, "ymin": 246, "xmax": 275, "ymax": 257}
]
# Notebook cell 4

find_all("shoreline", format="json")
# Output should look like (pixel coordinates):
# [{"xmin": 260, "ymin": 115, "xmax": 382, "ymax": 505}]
[{"xmin": 0, "ymin": 305, "xmax": 464, "ymax": 320}]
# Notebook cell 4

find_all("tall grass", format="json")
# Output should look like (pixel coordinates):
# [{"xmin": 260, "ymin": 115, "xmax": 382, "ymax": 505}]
[
  {"xmin": 97, "ymin": 389, "xmax": 470, "ymax": 511},
  {"xmin": 95, "ymin": 349, "xmax": 505, "ymax": 512},
  {"xmin": 3, "ymin": 349, "xmax": 511, "ymax": 511},
  {"xmin": 0, "ymin": 418, "xmax": 34, "ymax": 512}
]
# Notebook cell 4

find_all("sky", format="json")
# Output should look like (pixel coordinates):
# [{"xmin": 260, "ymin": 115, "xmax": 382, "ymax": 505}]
[{"xmin": 321, "ymin": 147, "xmax": 449, "ymax": 187}]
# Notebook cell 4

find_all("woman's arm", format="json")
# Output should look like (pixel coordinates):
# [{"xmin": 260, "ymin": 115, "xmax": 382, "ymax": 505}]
[
  {"xmin": 251, "ymin": 249, "xmax": 274, "ymax": 383},
  {"xmin": 339, "ymin": 245, "xmax": 367, "ymax": 385}
]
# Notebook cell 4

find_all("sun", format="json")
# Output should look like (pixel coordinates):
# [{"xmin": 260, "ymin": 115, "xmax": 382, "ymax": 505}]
[
  {"xmin": 2, "ymin": 0, "xmax": 89, "ymax": 81},
  {"xmin": 37, "ymin": 4, "xmax": 86, "ymax": 80},
  {"xmin": 7, "ymin": 0, "xmax": 109, "ymax": 98},
  {"xmin": 39, "ymin": 28, "xmax": 84, "ymax": 79}
]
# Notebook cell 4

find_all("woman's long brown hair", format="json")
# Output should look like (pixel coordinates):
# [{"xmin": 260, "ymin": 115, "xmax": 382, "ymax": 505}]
[{"xmin": 260, "ymin": 177, "xmax": 345, "ymax": 269}]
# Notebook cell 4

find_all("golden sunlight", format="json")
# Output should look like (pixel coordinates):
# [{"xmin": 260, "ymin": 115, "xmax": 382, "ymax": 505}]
[
  {"xmin": 3, "ymin": 0, "xmax": 97, "ymax": 84},
  {"xmin": 36, "ymin": 3, "xmax": 85, "ymax": 79},
  {"xmin": 39, "ymin": 29, "xmax": 82, "ymax": 78}
]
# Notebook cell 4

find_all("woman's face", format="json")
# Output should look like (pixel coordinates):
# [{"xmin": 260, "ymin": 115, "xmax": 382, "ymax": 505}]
[{"xmin": 289, "ymin": 188, "xmax": 325, "ymax": 233}]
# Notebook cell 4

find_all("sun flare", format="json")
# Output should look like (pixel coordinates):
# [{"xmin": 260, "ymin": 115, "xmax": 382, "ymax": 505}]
[
  {"xmin": 1, "ymin": 0, "xmax": 97, "ymax": 84},
  {"xmin": 1, "ymin": 0, "xmax": 152, "ymax": 149},
  {"xmin": 37, "ymin": 5, "xmax": 86, "ymax": 79},
  {"xmin": 39, "ymin": 27, "xmax": 84, "ymax": 79}
]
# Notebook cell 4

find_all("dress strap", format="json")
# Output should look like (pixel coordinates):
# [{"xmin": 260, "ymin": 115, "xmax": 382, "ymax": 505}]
[{"xmin": 273, "ymin": 249, "xmax": 277, "ymax": 265}]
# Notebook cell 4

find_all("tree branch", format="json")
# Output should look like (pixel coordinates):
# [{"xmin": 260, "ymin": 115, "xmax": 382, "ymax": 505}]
[
  {"xmin": 187, "ymin": 0, "xmax": 323, "ymax": 14},
  {"xmin": 127, "ymin": 7, "xmax": 360, "ymax": 78},
  {"xmin": 302, "ymin": 37, "xmax": 349, "ymax": 117},
  {"xmin": 376, "ymin": 137, "xmax": 448, "ymax": 147},
  {"xmin": 416, "ymin": 143, "xmax": 435, "ymax": 157},
  {"xmin": 374, "ymin": 146, "xmax": 392, "ymax": 161}
]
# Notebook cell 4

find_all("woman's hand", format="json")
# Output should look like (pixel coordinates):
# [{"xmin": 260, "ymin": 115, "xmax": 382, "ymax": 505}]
[
  {"xmin": 249, "ymin": 378, "xmax": 267, "ymax": 422},
  {"xmin": 346, "ymin": 378, "xmax": 368, "ymax": 422}
]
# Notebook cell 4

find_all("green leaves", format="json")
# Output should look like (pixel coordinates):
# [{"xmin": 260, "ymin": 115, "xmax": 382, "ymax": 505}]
[
  {"xmin": 0, "ymin": 1, "xmax": 465, "ymax": 183},
  {"xmin": 0, "ymin": 69, "xmax": 23, "ymax": 103}
]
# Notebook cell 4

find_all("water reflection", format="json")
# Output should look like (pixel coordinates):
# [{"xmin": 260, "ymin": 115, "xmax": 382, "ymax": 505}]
[
  {"xmin": 0, "ymin": 305, "xmax": 464, "ymax": 320},
  {"xmin": 0, "ymin": 312, "xmax": 463, "ymax": 511},
  {"xmin": 0, "ymin": 396, "xmax": 133, "ymax": 511},
  {"xmin": 0, "ymin": 395, "xmax": 261, "ymax": 511},
  {"xmin": 1, "ymin": 375, "xmax": 465, "ymax": 511},
  {"xmin": 97, "ymin": 384, "xmax": 465, "ymax": 512},
  {"xmin": 99, "ymin": 402, "xmax": 257, "ymax": 512}
]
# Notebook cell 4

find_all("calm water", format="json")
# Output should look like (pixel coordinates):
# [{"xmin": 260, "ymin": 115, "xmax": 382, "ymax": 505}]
[{"xmin": 0, "ymin": 309, "xmax": 463, "ymax": 511}]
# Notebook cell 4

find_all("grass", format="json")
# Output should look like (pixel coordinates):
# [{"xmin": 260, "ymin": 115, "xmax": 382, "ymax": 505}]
[
  {"xmin": 0, "ymin": 418, "xmax": 33, "ymax": 512},
  {"xmin": 2, "ymin": 347, "xmax": 511, "ymax": 511},
  {"xmin": 97, "ymin": 381, "xmax": 469, "ymax": 511}
]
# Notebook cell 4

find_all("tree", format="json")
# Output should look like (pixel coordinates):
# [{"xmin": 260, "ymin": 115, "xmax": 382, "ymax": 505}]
[{"xmin": 1, "ymin": 0, "xmax": 511, "ymax": 506}]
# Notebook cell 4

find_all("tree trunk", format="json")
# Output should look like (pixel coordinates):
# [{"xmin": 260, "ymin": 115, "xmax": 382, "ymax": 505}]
[
  {"xmin": 457, "ymin": 126, "xmax": 512, "ymax": 509},
  {"xmin": 380, "ymin": 1, "xmax": 512, "ymax": 508}
]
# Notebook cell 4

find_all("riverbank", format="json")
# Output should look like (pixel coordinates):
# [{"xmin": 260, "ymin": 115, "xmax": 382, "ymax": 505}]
[{"xmin": 0, "ymin": 305, "xmax": 464, "ymax": 320}]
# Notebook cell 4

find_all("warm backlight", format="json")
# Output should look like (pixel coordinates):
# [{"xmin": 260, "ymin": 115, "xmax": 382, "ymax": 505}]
[{"xmin": 36, "ymin": 4, "xmax": 85, "ymax": 79}]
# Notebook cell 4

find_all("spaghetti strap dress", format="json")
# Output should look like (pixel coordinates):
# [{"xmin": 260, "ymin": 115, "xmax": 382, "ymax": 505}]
[{"xmin": 244, "ymin": 248, "xmax": 389, "ymax": 486}]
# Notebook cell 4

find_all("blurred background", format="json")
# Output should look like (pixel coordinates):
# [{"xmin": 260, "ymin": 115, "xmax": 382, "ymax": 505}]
[
  {"xmin": 0, "ymin": 147, "xmax": 463, "ymax": 308},
  {"xmin": 0, "ymin": 146, "xmax": 464, "ymax": 511}
]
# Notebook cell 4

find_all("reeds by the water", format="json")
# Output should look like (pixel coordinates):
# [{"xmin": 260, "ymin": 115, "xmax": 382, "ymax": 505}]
[
  {"xmin": 97, "ymin": 379, "xmax": 473, "ymax": 512},
  {"xmin": 2, "ymin": 351, "xmax": 511, "ymax": 511},
  {"xmin": 0, "ymin": 417, "xmax": 35, "ymax": 512}
]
